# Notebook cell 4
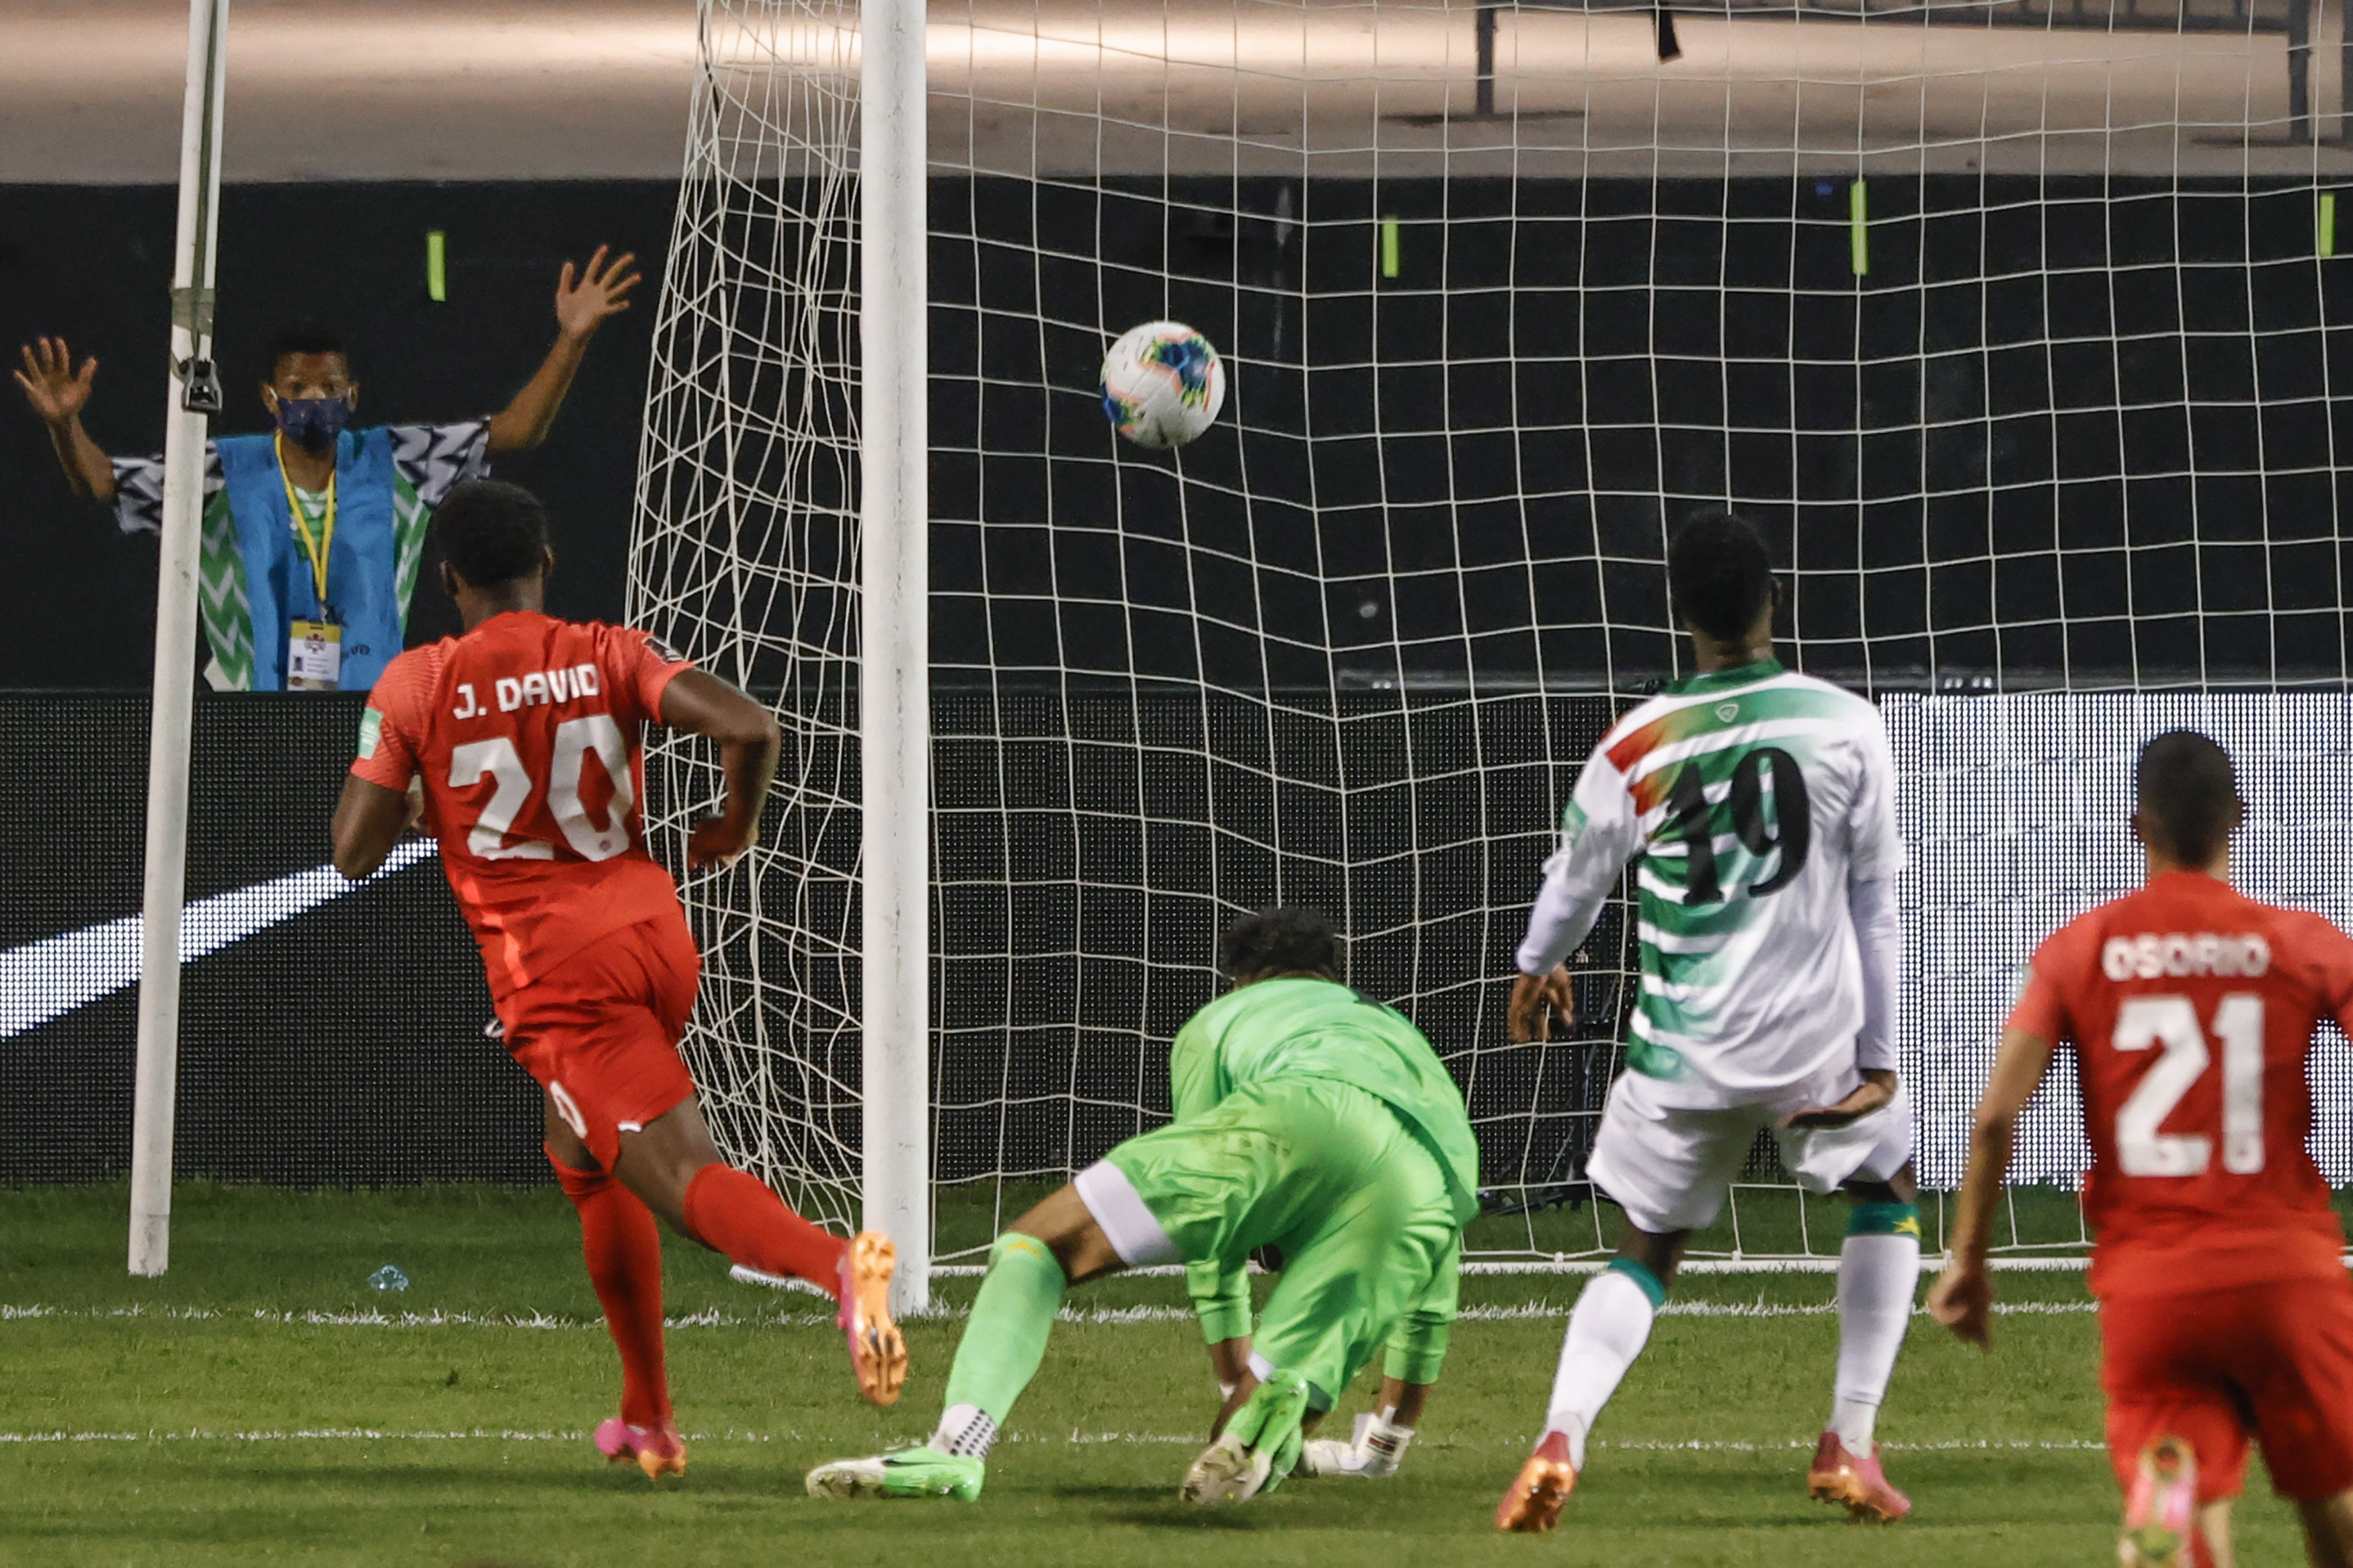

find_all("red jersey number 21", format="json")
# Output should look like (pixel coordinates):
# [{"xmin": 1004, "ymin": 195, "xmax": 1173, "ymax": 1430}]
[
  {"xmin": 448, "ymin": 714, "xmax": 633, "ymax": 862},
  {"xmin": 2112, "ymin": 993, "xmax": 2265, "ymax": 1178}
]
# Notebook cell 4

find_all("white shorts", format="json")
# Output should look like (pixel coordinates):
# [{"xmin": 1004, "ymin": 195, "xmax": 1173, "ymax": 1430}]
[{"xmin": 1583, "ymin": 1064, "xmax": 1913, "ymax": 1235}]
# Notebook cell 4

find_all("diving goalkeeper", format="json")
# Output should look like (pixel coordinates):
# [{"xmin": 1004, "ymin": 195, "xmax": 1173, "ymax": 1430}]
[{"xmin": 806, "ymin": 906, "xmax": 1475, "ymax": 1505}]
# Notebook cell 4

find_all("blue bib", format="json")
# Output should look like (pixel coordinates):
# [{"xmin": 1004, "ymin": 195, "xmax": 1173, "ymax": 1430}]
[{"xmin": 216, "ymin": 429, "xmax": 403, "ymax": 693}]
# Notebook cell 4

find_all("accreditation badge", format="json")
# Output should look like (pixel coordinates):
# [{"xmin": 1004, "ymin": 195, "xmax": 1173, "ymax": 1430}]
[{"xmin": 287, "ymin": 619, "xmax": 344, "ymax": 690}]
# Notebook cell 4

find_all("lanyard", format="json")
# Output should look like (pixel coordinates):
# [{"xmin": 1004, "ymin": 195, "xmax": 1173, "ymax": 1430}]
[{"xmin": 277, "ymin": 433, "xmax": 337, "ymax": 612}]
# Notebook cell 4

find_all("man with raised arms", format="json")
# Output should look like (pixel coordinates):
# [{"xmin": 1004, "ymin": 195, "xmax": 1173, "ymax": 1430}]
[{"xmin": 1494, "ymin": 510, "xmax": 1919, "ymax": 1532}]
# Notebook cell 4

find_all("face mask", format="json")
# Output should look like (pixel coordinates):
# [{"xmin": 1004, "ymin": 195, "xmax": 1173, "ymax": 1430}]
[{"xmin": 276, "ymin": 395, "xmax": 350, "ymax": 452}]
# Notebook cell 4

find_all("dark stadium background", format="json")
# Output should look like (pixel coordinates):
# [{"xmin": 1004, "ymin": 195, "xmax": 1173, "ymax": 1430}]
[
  {"xmin": 5, "ymin": 175, "xmax": 2347, "ymax": 1184},
  {"xmin": 11, "ymin": 175, "xmax": 2350, "ymax": 690}
]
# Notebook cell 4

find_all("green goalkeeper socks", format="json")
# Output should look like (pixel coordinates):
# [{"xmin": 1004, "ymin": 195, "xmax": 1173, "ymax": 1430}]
[{"xmin": 941, "ymin": 1231, "xmax": 1068, "ymax": 1430}]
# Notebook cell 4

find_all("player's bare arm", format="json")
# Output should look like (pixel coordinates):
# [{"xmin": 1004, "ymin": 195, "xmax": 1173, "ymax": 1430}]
[
  {"xmin": 1207, "ymin": 1333, "xmax": 1252, "ymax": 1395},
  {"xmin": 657, "ymin": 669, "xmax": 783, "ymax": 868},
  {"xmin": 486, "ymin": 247, "xmax": 642, "ymax": 454},
  {"xmin": 331, "ymin": 775, "xmax": 412, "ymax": 880},
  {"xmin": 1927, "ymin": 1024, "xmax": 2056, "ymax": 1350},
  {"xmin": 15, "ymin": 337, "xmax": 117, "ymax": 503},
  {"xmin": 1782, "ymin": 1067, "xmax": 1899, "ymax": 1130}
]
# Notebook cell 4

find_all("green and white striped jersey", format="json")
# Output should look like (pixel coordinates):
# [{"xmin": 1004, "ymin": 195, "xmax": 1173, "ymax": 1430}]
[{"xmin": 1517, "ymin": 658, "xmax": 1902, "ymax": 1108}]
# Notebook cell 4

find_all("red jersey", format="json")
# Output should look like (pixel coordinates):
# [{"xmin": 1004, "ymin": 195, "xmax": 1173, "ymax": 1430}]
[
  {"xmin": 2009, "ymin": 870, "xmax": 2353, "ymax": 1298},
  {"xmin": 350, "ymin": 610, "xmax": 696, "ymax": 1000}
]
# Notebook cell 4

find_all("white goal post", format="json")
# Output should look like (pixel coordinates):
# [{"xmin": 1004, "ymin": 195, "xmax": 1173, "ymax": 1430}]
[
  {"xmin": 858, "ymin": 0, "xmax": 936, "ymax": 1313},
  {"xmin": 631, "ymin": 0, "xmax": 2353, "ymax": 1296},
  {"xmin": 128, "ymin": 0, "xmax": 232, "ymax": 1280}
]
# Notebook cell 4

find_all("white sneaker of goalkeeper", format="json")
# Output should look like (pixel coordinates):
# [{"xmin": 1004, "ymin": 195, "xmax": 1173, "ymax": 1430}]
[{"xmin": 1298, "ymin": 1409, "xmax": 1416, "ymax": 1479}]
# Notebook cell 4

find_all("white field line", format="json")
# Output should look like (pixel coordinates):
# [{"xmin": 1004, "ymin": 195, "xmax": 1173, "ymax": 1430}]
[
  {"xmin": 928, "ymin": 1256, "xmax": 2106, "ymax": 1278},
  {"xmin": 0, "ymin": 1427, "xmax": 2107, "ymax": 1452},
  {"xmin": 1, "ymin": 1298, "xmax": 2096, "ymax": 1327}
]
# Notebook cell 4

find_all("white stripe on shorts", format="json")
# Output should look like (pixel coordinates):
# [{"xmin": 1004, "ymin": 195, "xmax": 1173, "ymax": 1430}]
[{"xmin": 1073, "ymin": 1161, "xmax": 1181, "ymax": 1267}]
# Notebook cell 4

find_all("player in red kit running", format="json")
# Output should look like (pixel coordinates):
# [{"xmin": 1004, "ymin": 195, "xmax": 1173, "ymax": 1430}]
[
  {"xmin": 329, "ymin": 480, "xmax": 908, "ymax": 1477},
  {"xmin": 1930, "ymin": 731, "xmax": 2353, "ymax": 1568}
]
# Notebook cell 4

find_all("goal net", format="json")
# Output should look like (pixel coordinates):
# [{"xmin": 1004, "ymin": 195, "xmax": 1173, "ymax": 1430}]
[{"xmin": 630, "ymin": 0, "xmax": 2353, "ymax": 1277}]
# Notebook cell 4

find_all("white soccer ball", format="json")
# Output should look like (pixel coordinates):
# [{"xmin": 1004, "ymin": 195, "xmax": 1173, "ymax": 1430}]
[{"xmin": 1099, "ymin": 321, "xmax": 1226, "ymax": 449}]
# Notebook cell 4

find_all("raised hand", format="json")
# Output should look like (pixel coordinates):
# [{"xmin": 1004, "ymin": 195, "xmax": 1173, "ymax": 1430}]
[
  {"xmin": 553, "ymin": 245, "xmax": 643, "ymax": 343},
  {"xmin": 14, "ymin": 337, "xmax": 97, "ymax": 426}
]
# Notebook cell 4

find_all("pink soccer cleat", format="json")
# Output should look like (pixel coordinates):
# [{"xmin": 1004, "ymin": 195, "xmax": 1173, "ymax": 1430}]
[
  {"xmin": 1808, "ymin": 1431, "xmax": 1911, "ymax": 1522},
  {"xmin": 840, "ymin": 1231, "xmax": 908, "ymax": 1407},
  {"xmin": 595, "ymin": 1416, "xmax": 687, "ymax": 1479},
  {"xmin": 2118, "ymin": 1436, "xmax": 2198, "ymax": 1567},
  {"xmin": 1494, "ymin": 1430, "xmax": 1579, "ymax": 1532}
]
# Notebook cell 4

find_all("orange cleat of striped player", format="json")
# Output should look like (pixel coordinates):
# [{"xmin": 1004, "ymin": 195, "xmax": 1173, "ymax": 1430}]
[
  {"xmin": 331, "ymin": 479, "xmax": 907, "ymax": 1465},
  {"xmin": 1493, "ymin": 1430, "xmax": 1577, "ymax": 1532},
  {"xmin": 1930, "ymin": 731, "xmax": 2353, "ymax": 1568}
]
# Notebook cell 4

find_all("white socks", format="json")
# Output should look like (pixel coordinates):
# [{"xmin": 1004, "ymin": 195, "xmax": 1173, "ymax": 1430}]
[
  {"xmin": 1543, "ymin": 1266, "xmax": 1660, "ymax": 1470},
  {"xmin": 1529, "ymin": 1229, "xmax": 1912, "ymax": 1469},
  {"xmin": 1829, "ymin": 1231, "xmax": 1919, "ymax": 1451},
  {"xmin": 933, "ymin": 1403, "xmax": 998, "ymax": 1461}
]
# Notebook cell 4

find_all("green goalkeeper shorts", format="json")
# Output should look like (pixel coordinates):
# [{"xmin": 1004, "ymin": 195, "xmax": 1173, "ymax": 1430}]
[{"xmin": 1099, "ymin": 1075, "xmax": 1461, "ymax": 1405}]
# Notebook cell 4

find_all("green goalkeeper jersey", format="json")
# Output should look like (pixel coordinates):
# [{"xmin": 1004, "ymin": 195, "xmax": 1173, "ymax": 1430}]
[{"xmin": 1168, "ymin": 977, "xmax": 1479, "ymax": 1223}]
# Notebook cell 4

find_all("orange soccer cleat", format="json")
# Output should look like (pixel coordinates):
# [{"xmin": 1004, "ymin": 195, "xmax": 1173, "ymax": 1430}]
[
  {"xmin": 840, "ymin": 1231, "xmax": 908, "ymax": 1407},
  {"xmin": 2118, "ymin": 1436, "xmax": 2198, "ymax": 1567},
  {"xmin": 595, "ymin": 1417, "xmax": 687, "ymax": 1479},
  {"xmin": 1808, "ymin": 1431, "xmax": 1912, "ymax": 1522},
  {"xmin": 1494, "ymin": 1430, "xmax": 1579, "ymax": 1532}
]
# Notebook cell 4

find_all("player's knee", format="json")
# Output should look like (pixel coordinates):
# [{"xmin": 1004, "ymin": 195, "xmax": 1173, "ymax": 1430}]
[
  {"xmin": 1004, "ymin": 1186, "xmax": 1113, "ymax": 1281},
  {"xmin": 1883, "ymin": 1159, "xmax": 1921, "ymax": 1204},
  {"xmin": 638, "ymin": 1163, "xmax": 709, "ymax": 1237},
  {"xmin": 992, "ymin": 1228, "xmax": 1080, "ymax": 1284},
  {"xmin": 1616, "ymin": 1227, "xmax": 1687, "ymax": 1288},
  {"xmin": 1607, "ymin": 1253, "xmax": 1672, "ymax": 1306},
  {"xmin": 545, "ymin": 1143, "xmax": 609, "ymax": 1201},
  {"xmin": 1843, "ymin": 1164, "xmax": 1919, "ymax": 1207},
  {"xmin": 612, "ymin": 1147, "xmax": 707, "ymax": 1237}
]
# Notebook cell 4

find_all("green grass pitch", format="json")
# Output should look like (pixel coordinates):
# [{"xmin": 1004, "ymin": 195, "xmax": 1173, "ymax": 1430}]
[{"xmin": 0, "ymin": 1184, "xmax": 2321, "ymax": 1567}]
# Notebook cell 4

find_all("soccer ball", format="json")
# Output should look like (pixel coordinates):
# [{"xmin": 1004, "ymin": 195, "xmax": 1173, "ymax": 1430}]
[{"xmin": 1099, "ymin": 321, "xmax": 1226, "ymax": 449}]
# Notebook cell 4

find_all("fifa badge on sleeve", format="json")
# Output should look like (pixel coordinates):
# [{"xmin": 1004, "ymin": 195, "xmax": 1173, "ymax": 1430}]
[{"xmin": 288, "ymin": 619, "xmax": 344, "ymax": 690}]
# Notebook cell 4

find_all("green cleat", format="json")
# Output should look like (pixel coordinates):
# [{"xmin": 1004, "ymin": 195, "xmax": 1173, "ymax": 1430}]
[
  {"xmin": 1181, "ymin": 1368, "xmax": 1312, "ymax": 1504},
  {"xmin": 805, "ymin": 1445, "xmax": 986, "ymax": 1502}
]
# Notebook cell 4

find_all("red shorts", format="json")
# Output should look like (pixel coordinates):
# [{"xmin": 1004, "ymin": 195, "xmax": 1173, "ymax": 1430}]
[
  {"xmin": 499, "ymin": 916, "xmax": 701, "ymax": 1171},
  {"xmin": 2101, "ymin": 1276, "xmax": 2353, "ymax": 1503}
]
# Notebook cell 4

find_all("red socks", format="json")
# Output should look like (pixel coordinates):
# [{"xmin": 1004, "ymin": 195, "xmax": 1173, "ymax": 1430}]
[
  {"xmin": 550, "ymin": 1157, "xmax": 844, "ymax": 1426},
  {"xmin": 682, "ymin": 1164, "xmax": 848, "ymax": 1295},
  {"xmin": 551, "ymin": 1151, "xmax": 672, "ymax": 1430}
]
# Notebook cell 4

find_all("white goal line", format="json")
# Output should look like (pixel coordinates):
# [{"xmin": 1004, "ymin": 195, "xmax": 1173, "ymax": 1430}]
[
  {"xmin": 0, "ymin": 1294, "xmax": 2100, "ymax": 1329},
  {"xmin": 0, "ymin": 1428, "xmax": 2111, "ymax": 1452},
  {"xmin": 726, "ymin": 1266, "xmax": 2105, "ymax": 1314}
]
